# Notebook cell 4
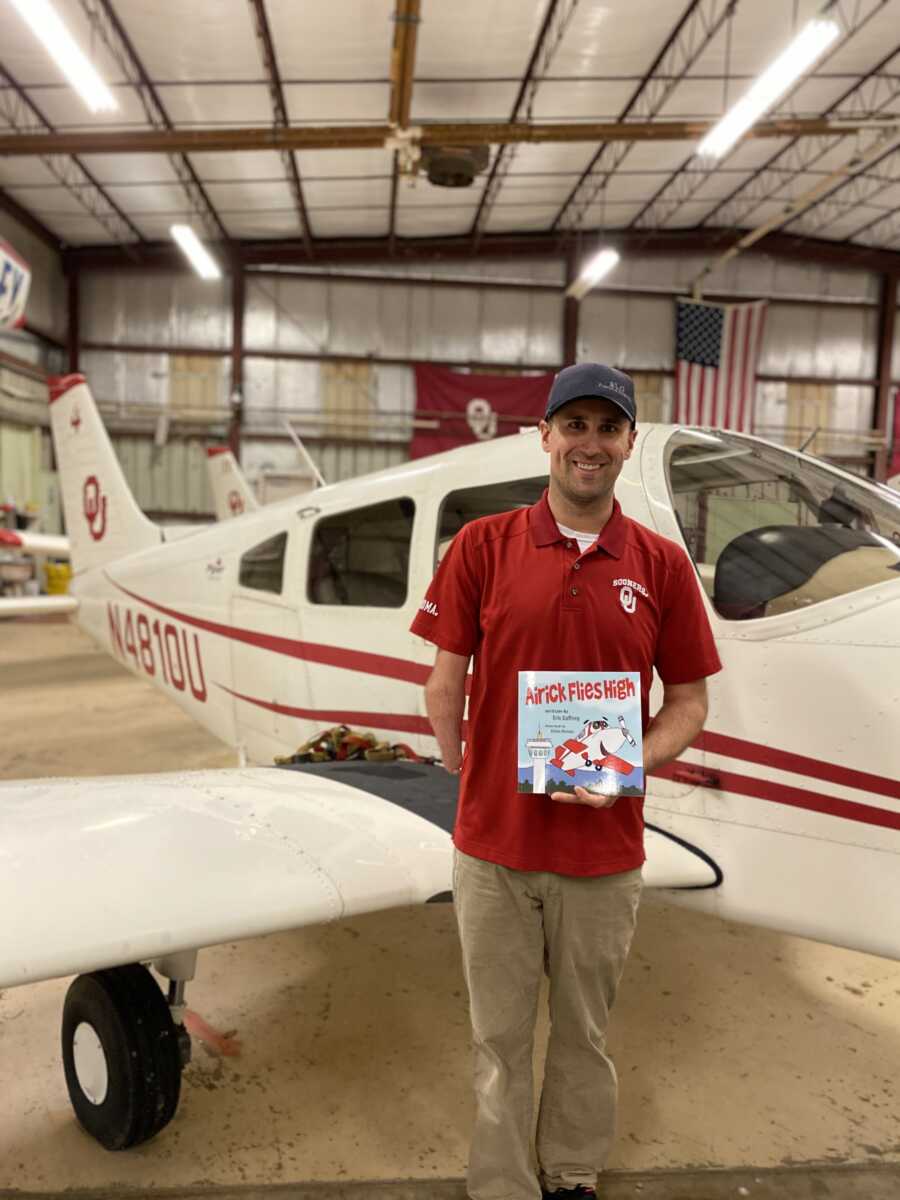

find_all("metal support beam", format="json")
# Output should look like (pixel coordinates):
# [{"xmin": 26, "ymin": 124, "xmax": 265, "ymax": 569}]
[
  {"xmin": 79, "ymin": 0, "xmax": 229, "ymax": 243},
  {"xmin": 229, "ymin": 263, "xmax": 245, "ymax": 461},
  {"xmin": 874, "ymin": 272, "xmax": 898, "ymax": 480},
  {"xmin": 1, "ymin": 117, "xmax": 889, "ymax": 158},
  {"xmin": 387, "ymin": 0, "xmax": 422, "ymax": 248},
  {"xmin": 0, "ymin": 60, "xmax": 144, "ymax": 246},
  {"xmin": 552, "ymin": 0, "xmax": 736, "ymax": 233},
  {"xmin": 632, "ymin": 1, "xmax": 893, "ymax": 232},
  {"xmin": 0, "ymin": 186, "xmax": 61, "ymax": 251},
  {"xmin": 247, "ymin": 0, "xmax": 313, "ymax": 253},
  {"xmin": 470, "ymin": 0, "xmax": 578, "ymax": 249},
  {"xmin": 65, "ymin": 227, "xmax": 900, "ymax": 274},
  {"xmin": 67, "ymin": 268, "xmax": 80, "ymax": 374},
  {"xmin": 562, "ymin": 250, "xmax": 579, "ymax": 365}
]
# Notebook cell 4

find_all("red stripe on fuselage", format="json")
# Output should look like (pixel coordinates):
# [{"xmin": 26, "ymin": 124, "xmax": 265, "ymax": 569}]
[
  {"xmin": 108, "ymin": 582, "xmax": 899, "ymax": 817},
  {"xmin": 219, "ymin": 684, "xmax": 436, "ymax": 737},
  {"xmin": 111, "ymin": 580, "xmax": 432, "ymax": 686},
  {"xmin": 651, "ymin": 761, "xmax": 900, "ymax": 832},
  {"xmin": 696, "ymin": 730, "xmax": 900, "ymax": 802}
]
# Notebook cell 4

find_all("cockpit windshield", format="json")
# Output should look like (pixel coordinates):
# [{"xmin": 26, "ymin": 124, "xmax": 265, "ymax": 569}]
[{"xmin": 665, "ymin": 431, "xmax": 900, "ymax": 620}]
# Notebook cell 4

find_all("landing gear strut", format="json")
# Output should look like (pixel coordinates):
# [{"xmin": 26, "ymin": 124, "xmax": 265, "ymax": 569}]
[{"xmin": 60, "ymin": 951, "xmax": 196, "ymax": 1150}]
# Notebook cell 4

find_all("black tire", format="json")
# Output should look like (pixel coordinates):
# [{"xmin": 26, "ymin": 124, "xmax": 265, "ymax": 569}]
[{"xmin": 61, "ymin": 964, "xmax": 182, "ymax": 1150}]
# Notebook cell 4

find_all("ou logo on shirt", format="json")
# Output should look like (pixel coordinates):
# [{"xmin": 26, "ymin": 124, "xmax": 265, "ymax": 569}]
[{"xmin": 619, "ymin": 585, "xmax": 637, "ymax": 615}]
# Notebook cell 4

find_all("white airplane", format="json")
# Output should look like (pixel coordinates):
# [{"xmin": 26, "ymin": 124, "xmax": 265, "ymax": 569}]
[
  {"xmin": 206, "ymin": 444, "xmax": 259, "ymax": 520},
  {"xmin": 549, "ymin": 715, "xmax": 638, "ymax": 778},
  {"xmin": 0, "ymin": 440, "xmax": 260, "ymax": 600},
  {"xmin": 2, "ymin": 372, "xmax": 899, "ymax": 1152}
]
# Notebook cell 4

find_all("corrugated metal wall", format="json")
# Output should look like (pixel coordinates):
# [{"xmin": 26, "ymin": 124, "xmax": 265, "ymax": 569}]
[{"xmin": 69, "ymin": 252, "xmax": 898, "ymax": 514}]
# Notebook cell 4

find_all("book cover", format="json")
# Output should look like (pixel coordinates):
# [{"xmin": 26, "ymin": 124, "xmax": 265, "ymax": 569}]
[{"xmin": 517, "ymin": 671, "xmax": 643, "ymax": 797}]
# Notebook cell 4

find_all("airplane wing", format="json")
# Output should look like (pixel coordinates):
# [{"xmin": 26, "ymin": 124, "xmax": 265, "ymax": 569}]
[
  {"xmin": 0, "ymin": 761, "xmax": 717, "ymax": 991},
  {"xmin": 0, "ymin": 595, "xmax": 78, "ymax": 617},
  {"xmin": 0, "ymin": 528, "xmax": 70, "ymax": 557}
]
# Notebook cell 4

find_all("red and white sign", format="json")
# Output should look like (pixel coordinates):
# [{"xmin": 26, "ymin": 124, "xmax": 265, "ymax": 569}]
[
  {"xmin": 410, "ymin": 363, "xmax": 554, "ymax": 459},
  {"xmin": 0, "ymin": 239, "xmax": 31, "ymax": 331}
]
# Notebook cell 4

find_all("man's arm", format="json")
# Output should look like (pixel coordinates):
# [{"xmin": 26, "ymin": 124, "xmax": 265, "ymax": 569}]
[
  {"xmin": 424, "ymin": 648, "xmax": 470, "ymax": 773},
  {"xmin": 551, "ymin": 677, "xmax": 709, "ymax": 809},
  {"xmin": 643, "ymin": 677, "xmax": 708, "ymax": 775}
]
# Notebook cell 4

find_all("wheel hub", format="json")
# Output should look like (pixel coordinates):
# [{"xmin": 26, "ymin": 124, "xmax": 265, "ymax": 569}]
[{"xmin": 72, "ymin": 1021, "xmax": 109, "ymax": 1105}]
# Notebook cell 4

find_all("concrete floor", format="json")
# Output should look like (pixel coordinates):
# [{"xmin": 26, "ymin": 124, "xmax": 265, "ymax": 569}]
[{"xmin": 1, "ymin": 617, "xmax": 899, "ymax": 1199}]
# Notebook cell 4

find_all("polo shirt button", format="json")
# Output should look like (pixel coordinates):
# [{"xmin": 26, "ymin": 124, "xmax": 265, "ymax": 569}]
[
  {"xmin": 573, "ymin": 561, "xmax": 581, "ymax": 570},
  {"xmin": 570, "ymin": 586, "xmax": 579, "ymax": 596},
  {"xmin": 566, "ymin": 541, "xmax": 573, "ymax": 548}
]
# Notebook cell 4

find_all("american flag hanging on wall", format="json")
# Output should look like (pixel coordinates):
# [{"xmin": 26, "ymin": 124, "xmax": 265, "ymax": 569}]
[{"xmin": 674, "ymin": 299, "xmax": 767, "ymax": 431}]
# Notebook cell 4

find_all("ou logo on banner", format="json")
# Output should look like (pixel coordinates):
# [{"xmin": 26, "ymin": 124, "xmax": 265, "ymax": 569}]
[
  {"xmin": 228, "ymin": 490, "xmax": 244, "ymax": 516},
  {"xmin": 83, "ymin": 475, "xmax": 108, "ymax": 542},
  {"xmin": 466, "ymin": 397, "xmax": 497, "ymax": 441}
]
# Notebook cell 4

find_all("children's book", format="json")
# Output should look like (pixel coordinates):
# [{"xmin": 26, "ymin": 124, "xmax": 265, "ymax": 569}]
[{"xmin": 517, "ymin": 670, "xmax": 643, "ymax": 797}]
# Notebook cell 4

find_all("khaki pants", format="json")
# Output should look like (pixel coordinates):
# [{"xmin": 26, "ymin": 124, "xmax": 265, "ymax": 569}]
[{"xmin": 453, "ymin": 849, "xmax": 642, "ymax": 1200}]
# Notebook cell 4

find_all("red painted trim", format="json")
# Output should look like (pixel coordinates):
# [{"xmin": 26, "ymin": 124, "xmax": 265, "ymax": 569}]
[
  {"xmin": 111, "ymin": 580, "xmax": 432, "ymax": 686},
  {"xmin": 220, "ymin": 684, "xmax": 435, "ymax": 737},
  {"xmin": 652, "ymin": 762, "xmax": 900, "ymax": 832},
  {"xmin": 0, "ymin": 530, "xmax": 23, "ymax": 546},
  {"xmin": 47, "ymin": 374, "xmax": 86, "ymax": 404},
  {"xmin": 206, "ymin": 446, "xmax": 229, "ymax": 458},
  {"xmin": 696, "ymin": 730, "xmax": 900, "ymax": 803},
  {"xmin": 0, "ymin": 237, "xmax": 30, "ymax": 270}
]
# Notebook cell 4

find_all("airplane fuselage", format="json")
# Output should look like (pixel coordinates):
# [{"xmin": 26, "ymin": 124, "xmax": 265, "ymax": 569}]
[{"xmin": 68, "ymin": 424, "xmax": 900, "ymax": 960}]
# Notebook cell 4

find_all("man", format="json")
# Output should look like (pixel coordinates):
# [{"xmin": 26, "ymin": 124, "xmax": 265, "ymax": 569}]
[{"xmin": 410, "ymin": 363, "xmax": 721, "ymax": 1200}]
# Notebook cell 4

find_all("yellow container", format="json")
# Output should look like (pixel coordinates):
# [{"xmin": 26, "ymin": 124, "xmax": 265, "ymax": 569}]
[{"xmin": 45, "ymin": 561, "xmax": 72, "ymax": 595}]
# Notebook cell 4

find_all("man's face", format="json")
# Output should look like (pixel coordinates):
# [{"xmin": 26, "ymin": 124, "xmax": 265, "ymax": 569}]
[{"xmin": 539, "ymin": 396, "xmax": 637, "ymax": 508}]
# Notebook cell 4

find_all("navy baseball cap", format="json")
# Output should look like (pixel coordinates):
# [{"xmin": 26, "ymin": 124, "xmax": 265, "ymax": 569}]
[{"xmin": 545, "ymin": 363, "xmax": 636, "ymax": 426}]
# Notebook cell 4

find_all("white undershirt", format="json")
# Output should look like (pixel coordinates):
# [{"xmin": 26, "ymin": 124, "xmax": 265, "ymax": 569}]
[{"xmin": 556, "ymin": 521, "xmax": 597, "ymax": 555}]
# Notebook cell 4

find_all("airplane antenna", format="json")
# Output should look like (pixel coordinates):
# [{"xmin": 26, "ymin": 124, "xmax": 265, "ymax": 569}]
[
  {"xmin": 282, "ymin": 418, "xmax": 327, "ymax": 487},
  {"xmin": 798, "ymin": 426, "xmax": 820, "ymax": 453}
]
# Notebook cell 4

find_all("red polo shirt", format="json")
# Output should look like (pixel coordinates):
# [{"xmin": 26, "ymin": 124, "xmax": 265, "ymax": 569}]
[{"xmin": 410, "ymin": 490, "xmax": 722, "ymax": 876}]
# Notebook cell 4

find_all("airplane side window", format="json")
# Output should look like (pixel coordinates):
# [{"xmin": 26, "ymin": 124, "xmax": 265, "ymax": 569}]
[
  {"xmin": 308, "ymin": 497, "xmax": 414, "ymax": 607},
  {"xmin": 436, "ymin": 477, "xmax": 547, "ymax": 567},
  {"xmin": 666, "ymin": 431, "xmax": 900, "ymax": 620},
  {"xmin": 239, "ymin": 531, "xmax": 288, "ymax": 595}
]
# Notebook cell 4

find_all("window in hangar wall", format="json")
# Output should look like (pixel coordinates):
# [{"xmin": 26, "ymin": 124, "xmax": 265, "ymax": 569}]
[
  {"xmin": 308, "ymin": 497, "xmax": 414, "ymax": 607},
  {"xmin": 666, "ymin": 431, "xmax": 900, "ymax": 622}
]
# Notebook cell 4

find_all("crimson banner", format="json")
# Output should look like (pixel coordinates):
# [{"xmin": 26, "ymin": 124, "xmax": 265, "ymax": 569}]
[
  {"xmin": 889, "ymin": 387, "xmax": 900, "ymax": 482},
  {"xmin": 410, "ymin": 363, "xmax": 555, "ymax": 459}
]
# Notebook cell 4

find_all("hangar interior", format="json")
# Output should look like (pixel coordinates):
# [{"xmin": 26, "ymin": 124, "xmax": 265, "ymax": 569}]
[{"xmin": 1, "ymin": 1, "xmax": 900, "ymax": 1198}]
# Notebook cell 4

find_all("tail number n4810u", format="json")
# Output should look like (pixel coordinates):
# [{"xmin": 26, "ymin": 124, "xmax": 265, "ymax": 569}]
[{"xmin": 107, "ymin": 603, "xmax": 207, "ymax": 702}]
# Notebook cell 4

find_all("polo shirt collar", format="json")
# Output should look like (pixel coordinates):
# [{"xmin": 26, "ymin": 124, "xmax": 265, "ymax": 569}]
[{"xmin": 529, "ymin": 488, "xmax": 627, "ymax": 559}]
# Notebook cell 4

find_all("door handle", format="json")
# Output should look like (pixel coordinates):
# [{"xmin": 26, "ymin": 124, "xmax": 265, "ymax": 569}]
[{"xmin": 670, "ymin": 763, "xmax": 720, "ymax": 788}]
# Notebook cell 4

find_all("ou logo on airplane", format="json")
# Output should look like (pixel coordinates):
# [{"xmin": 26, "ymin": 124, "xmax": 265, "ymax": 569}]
[
  {"xmin": 83, "ymin": 475, "xmax": 108, "ymax": 542},
  {"xmin": 228, "ymin": 490, "xmax": 245, "ymax": 516}
]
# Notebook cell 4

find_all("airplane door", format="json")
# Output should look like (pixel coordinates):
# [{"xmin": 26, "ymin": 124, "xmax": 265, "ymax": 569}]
[
  {"xmin": 296, "ymin": 492, "xmax": 430, "ymax": 755},
  {"xmin": 230, "ymin": 526, "xmax": 308, "ymax": 765}
]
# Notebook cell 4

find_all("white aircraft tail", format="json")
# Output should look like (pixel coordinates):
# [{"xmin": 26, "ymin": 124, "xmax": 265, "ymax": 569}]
[
  {"xmin": 206, "ymin": 445, "xmax": 259, "ymax": 520},
  {"xmin": 48, "ymin": 375, "xmax": 161, "ymax": 574}
]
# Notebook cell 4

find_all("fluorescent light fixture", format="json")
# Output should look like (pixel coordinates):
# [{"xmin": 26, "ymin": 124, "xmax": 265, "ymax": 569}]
[
  {"xmin": 565, "ymin": 247, "xmax": 620, "ymax": 300},
  {"xmin": 698, "ymin": 18, "xmax": 839, "ymax": 159},
  {"xmin": 9, "ymin": 0, "xmax": 117, "ymax": 114},
  {"xmin": 170, "ymin": 225, "xmax": 222, "ymax": 281}
]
